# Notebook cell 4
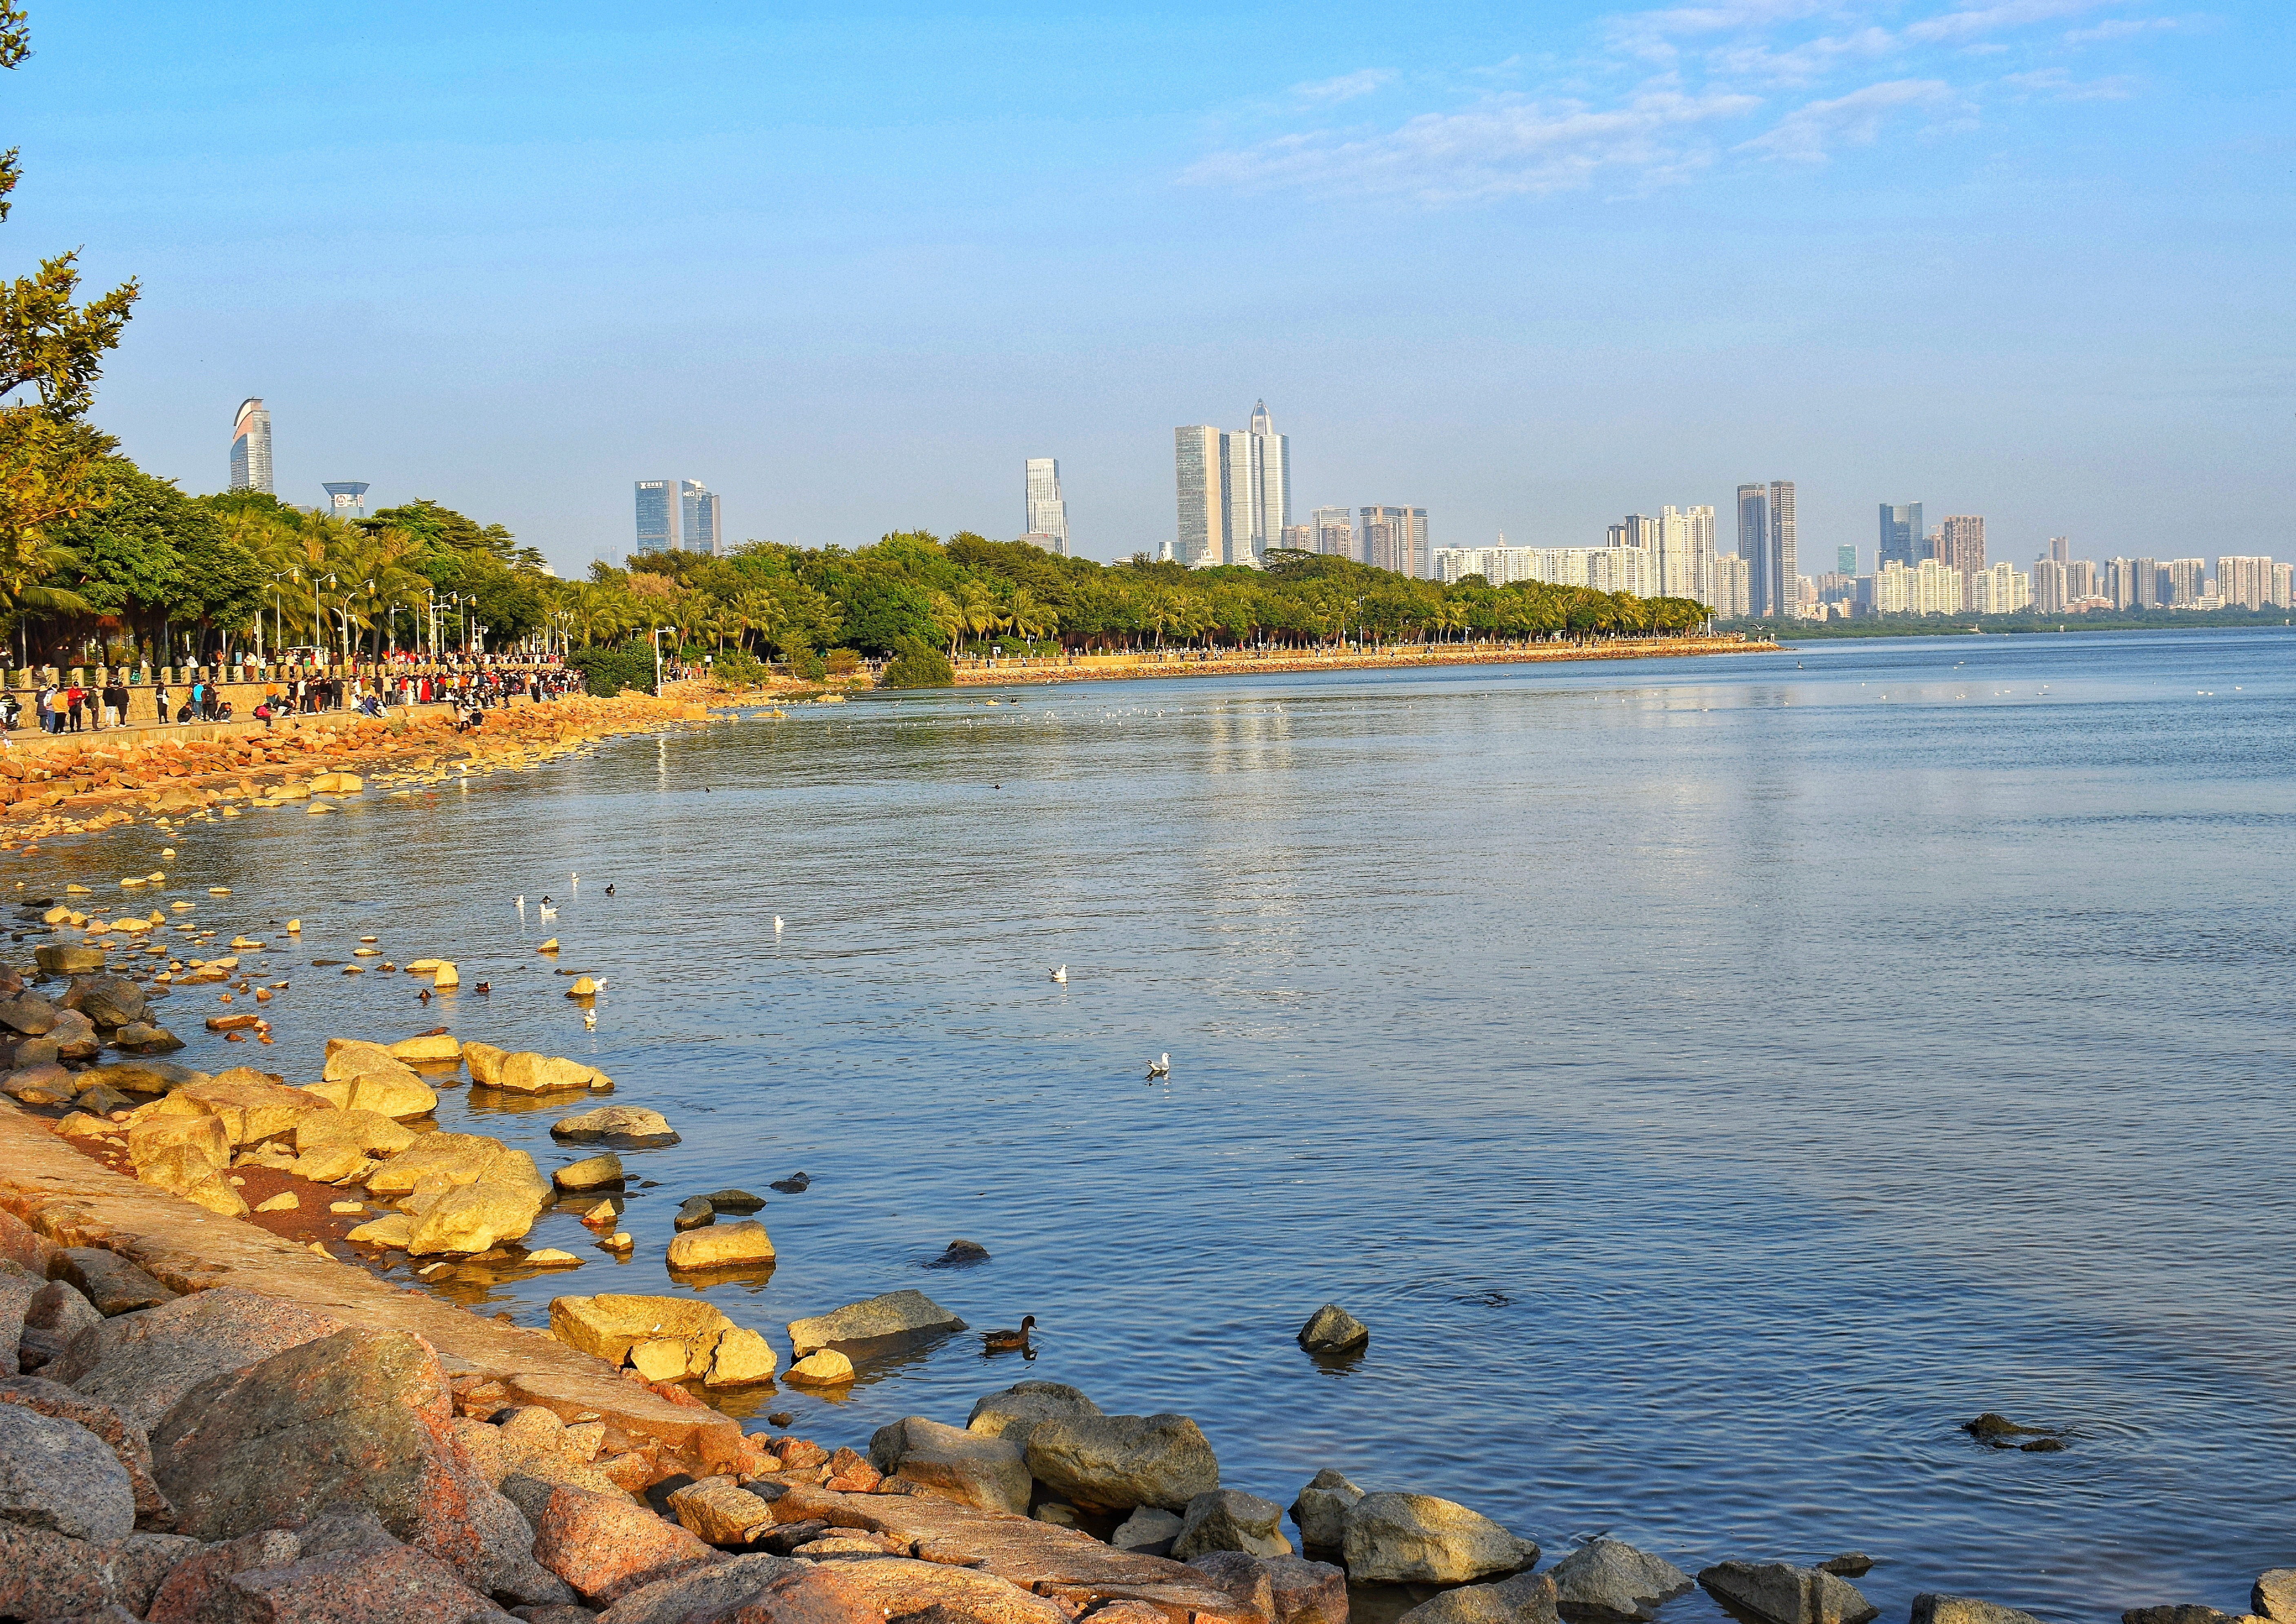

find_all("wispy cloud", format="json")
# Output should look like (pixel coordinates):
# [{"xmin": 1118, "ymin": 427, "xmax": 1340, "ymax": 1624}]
[
  {"xmin": 1190, "ymin": 0, "xmax": 2164, "ymax": 202},
  {"xmin": 1735, "ymin": 78, "xmax": 1955, "ymax": 159},
  {"xmin": 1187, "ymin": 90, "xmax": 1762, "ymax": 201},
  {"xmin": 1292, "ymin": 70, "xmax": 1394, "ymax": 105}
]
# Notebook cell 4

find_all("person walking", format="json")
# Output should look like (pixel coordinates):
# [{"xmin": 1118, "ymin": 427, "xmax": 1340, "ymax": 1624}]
[{"xmin": 102, "ymin": 676, "xmax": 125, "ymax": 729}]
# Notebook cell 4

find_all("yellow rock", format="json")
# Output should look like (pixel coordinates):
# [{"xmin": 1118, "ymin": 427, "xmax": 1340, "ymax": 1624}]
[
  {"xmin": 254, "ymin": 1191, "xmax": 299, "ymax": 1212},
  {"xmin": 566, "ymin": 976, "xmax": 597, "ymax": 998},
  {"xmin": 120, "ymin": 877, "xmax": 146, "ymax": 888},
  {"xmin": 784, "ymin": 1349, "xmax": 855, "ymax": 1387},
  {"xmin": 388, "ymin": 1032, "xmax": 461, "ymax": 1063},
  {"xmin": 433, "ymin": 963, "xmax": 458, "ymax": 988},
  {"xmin": 524, "ymin": 1249, "xmax": 583, "ymax": 1267},
  {"xmin": 209, "ymin": 886, "xmax": 230, "ymax": 895},
  {"xmin": 537, "ymin": 938, "xmax": 558, "ymax": 954},
  {"xmin": 65, "ymin": 883, "xmax": 90, "ymax": 894},
  {"xmin": 629, "ymin": 1338, "xmax": 691, "ymax": 1382},
  {"xmin": 307, "ymin": 802, "xmax": 335, "ymax": 815},
  {"xmin": 285, "ymin": 919, "xmax": 301, "ymax": 932},
  {"xmin": 329, "ymin": 1201, "xmax": 366, "ymax": 1214}
]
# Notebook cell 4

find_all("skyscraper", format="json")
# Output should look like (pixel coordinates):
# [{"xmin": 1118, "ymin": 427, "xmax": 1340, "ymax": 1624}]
[
  {"xmin": 635, "ymin": 480, "xmax": 675, "ymax": 553},
  {"xmin": 1175, "ymin": 427, "xmax": 1223, "ymax": 567},
  {"xmin": 1767, "ymin": 481, "xmax": 1796, "ymax": 617},
  {"xmin": 1837, "ymin": 544, "xmax": 1857, "ymax": 576},
  {"xmin": 1360, "ymin": 507, "xmax": 1428, "ymax": 577},
  {"xmin": 1738, "ymin": 486, "xmax": 1770, "ymax": 619},
  {"xmin": 1024, "ymin": 458, "xmax": 1069, "ymax": 555},
  {"xmin": 2048, "ymin": 536, "xmax": 2071, "ymax": 566},
  {"xmin": 1174, "ymin": 403, "xmax": 1290, "ymax": 568},
  {"xmin": 680, "ymin": 481, "xmax": 722, "ymax": 556},
  {"xmin": 1939, "ymin": 516, "xmax": 1986, "ymax": 583},
  {"xmin": 1879, "ymin": 503, "xmax": 1922, "ymax": 571},
  {"xmin": 1656, "ymin": 505, "xmax": 1715, "ymax": 603},
  {"xmin": 230, "ymin": 399, "xmax": 273, "ymax": 495},
  {"xmin": 1311, "ymin": 505, "xmax": 1354, "ymax": 559}
]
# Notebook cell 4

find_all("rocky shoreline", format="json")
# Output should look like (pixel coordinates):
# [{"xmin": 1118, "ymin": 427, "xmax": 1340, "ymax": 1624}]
[{"xmin": 940, "ymin": 638, "xmax": 1780, "ymax": 689}]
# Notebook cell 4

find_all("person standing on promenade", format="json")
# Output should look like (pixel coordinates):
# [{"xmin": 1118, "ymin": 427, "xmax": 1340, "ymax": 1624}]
[
  {"xmin": 151, "ymin": 680, "xmax": 167, "ymax": 730},
  {"xmin": 102, "ymin": 676, "xmax": 125, "ymax": 729},
  {"xmin": 65, "ymin": 681, "xmax": 83, "ymax": 732}
]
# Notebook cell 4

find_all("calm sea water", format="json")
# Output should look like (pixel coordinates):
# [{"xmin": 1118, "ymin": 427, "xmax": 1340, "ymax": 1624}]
[{"xmin": 42, "ymin": 629, "xmax": 2296, "ymax": 1623}]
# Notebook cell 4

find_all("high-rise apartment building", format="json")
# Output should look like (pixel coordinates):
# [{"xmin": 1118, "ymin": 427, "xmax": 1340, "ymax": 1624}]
[
  {"xmin": 2032, "ymin": 558, "xmax": 2069, "ymax": 614},
  {"xmin": 1938, "ymin": 516, "xmax": 1986, "ymax": 583},
  {"xmin": 1748, "ymin": 481, "xmax": 1795, "ymax": 616},
  {"xmin": 1024, "ymin": 458, "xmax": 1070, "ymax": 555},
  {"xmin": 1360, "ymin": 506, "xmax": 1429, "ymax": 577},
  {"xmin": 2166, "ymin": 558, "xmax": 2205, "ymax": 607},
  {"xmin": 2104, "ymin": 557, "xmax": 2143, "ymax": 610},
  {"xmin": 680, "ymin": 481, "xmax": 722, "ymax": 556},
  {"xmin": 1970, "ymin": 561, "xmax": 2030, "ymax": 616},
  {"xmin": 1739, "ymin": 486, "xmax": 1771, "ymax": 620},
  {"xmin": 1879, "ymin": 503, "xmax": 1922, "ymax": 571},
  {"xmin": 1837, "ymin": 544, "xmax": 1857, "ymax": 576},
  {"xmin": 1279, "ymin": 525, "xmax": 1312, "ymax": 551},
  {"xmin": 2215, "ymin": 556, "xmax": 2283, "ymax": 611},
  {"xmin": 1311, "ymin": 506, "xmax": 1354, "ymax": 559},
  {"xmin": 1173, "ymin": 404, "xmax": 1290, "ymax": 568},
  {"xmin": 635, "ymin": 481, "xmax": 675, "ymax": 553},
  {"xmin": 2048, "ymin": 536, "xmax": 2071, "ymax": 566},
  {"xmin": 2066, "ymin": 559, "xmax": 2099, "ymax": 602},
  {"xmin": 1713, "ymin": 554, "xmax": 1751, "ymax": 619},
  {"xmin": 230, "ymin": 399, "xmax": 273, "ymax": 495}
]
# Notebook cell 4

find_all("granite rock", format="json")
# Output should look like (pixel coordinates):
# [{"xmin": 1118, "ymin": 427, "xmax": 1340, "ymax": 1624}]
[
  {"xmin": 0, "ymin": 1400, "xmax": 137, "ymax": 1540},
  {"xmin": 1341, "ymin": 1492, "xmax": 1540, "ymax": 1586},
  {"xmin": 1698, "ymin": 1562, "xmax": 1880, "ymax": 1624},
  {"xmin": 870, "ymin": 1415, "xmax": 1031, "ymax": 1515},
  {"xmin": 966, "ymin": 1379, "xmax": 1102, "ymax": 1452},
  {"xmin": 56, "ymin": 1285, "xmax": 346, "ymax": 1432},
  {"xmin": 1550, "ymin": 1538, "xmax": 1695, "ymax": 1622},
  {"xmin": 1289, "ymin": 1469, "xmax": 1362, "ymax": 1554}
]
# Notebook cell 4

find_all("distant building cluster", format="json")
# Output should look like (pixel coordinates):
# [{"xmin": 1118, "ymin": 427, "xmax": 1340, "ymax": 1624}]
[
  {"xmin": 1173, "ymin": 401, "xmax": 1295, "ymax": 570},
  {"xmin": 634, "ymin": 479, "xmax": 724, "ymax": 557},
  {"xmin": 225, "ymin": 399, "xmax": 370, "ymax": 519}
]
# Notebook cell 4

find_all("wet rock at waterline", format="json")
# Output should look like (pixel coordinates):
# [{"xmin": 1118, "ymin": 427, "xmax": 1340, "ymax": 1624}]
[
  {"xmin": 869, "ymin": 1416, "xmax": 1031, "ymax": 1515},
  {"xmin": 1818, "ymin": 1555, "xmax": 1874, "ymax": 1578},
  {"xmin": 551, "ymin": 1105, "xmax": 680, "ymax": 1148},
  {"xmin": 1550, "ymin": 1538, "xmax": 1696, "ymax": 1622},
  {"xmin": 966, "ymin": 1380, "xmax": 1103, "ymax": 1452},
  {"xmin": 1296, "ymin": 1303, "xmax": 1369, "ymax": 1356},
  {"xmin": 1022, "ymin": 1411, "xmax": 1220, "ymax": 1514},
  {"xmin": 1341, "ymin": 1491, "xmax": 1540, "ymax": 1585},
  {"xmin": 768, "ymin": 1172, "xmax": 810, "ymax": 1194},
  {"xmin": 1397, "ymin": 1571, "xmax": 1560, "ymax": 1624},
  {"xmin": 673, "ymin": 1196, "xmax": 716, "ymax": 1232},
  {"xmin": 2256, "ymin": 1572, "xmax": 2296, "ymax": 1624},
  {"xmin": 1175, "ymin": 1488, "xmax": 1293, "ymax": 1560},
  {"xmin": 1910, "ymin": 1597, "xmax": 2050, "ymax": 1624},
  {"xmin": 700, "ymin": 1188, "xmax": 765, "ymax": 1213},
  {"xmin": 1697, "ymin": 1561, "xmax": 1880, "ymax": 1624},
  {"xmin": 929, "ymin": 1238, "xmax": 991, "ymax": 1268},
  {"xmin": 1961, "ymin": 1413, "xmax": 2069, "ymax": 1451},
  {"xmin": 785, "ymin": 1349, "xmax": 856, "ymax": 1387},
  {"xmin": 787, "ymin": 1288, "xmax": 966, "ymax": 1356},
  {"xmin": 553, "ymin": 1152, "xmax": 625, "ymax": 1192},
  {"xmin": 1290, "ymin": 1468, "xmax": 1363, "ymax": 1553},
  {"xmin": 665, "ymin": 1220, "xmax": 775, "ymax": 1272}
]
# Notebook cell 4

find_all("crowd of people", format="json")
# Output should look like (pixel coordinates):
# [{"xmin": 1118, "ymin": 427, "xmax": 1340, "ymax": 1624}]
[{"xmin": 2, "ymin": 658, "xmax": 586, "ymax": 736}]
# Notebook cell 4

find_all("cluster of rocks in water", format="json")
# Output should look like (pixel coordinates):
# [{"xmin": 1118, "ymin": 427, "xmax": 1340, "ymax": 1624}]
[{"xmin": 4, "ymin": 1209, "xmax": 2287, "ymax": 1624}]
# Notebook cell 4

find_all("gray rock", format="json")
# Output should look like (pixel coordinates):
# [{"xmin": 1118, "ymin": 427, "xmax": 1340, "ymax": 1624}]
[
  {"xmin": 0, "ymin": 1525, "xmax": 199, "ymax": 1619},
  {"xmin": 1023, "ymin": 1412, "xmax": 1220, "ymax": 1513},
  {"xmin": 1698, "ymin": 1561, "xmax": 1879, "ymax": 1624},
  {"xmin": 1819, "ymin": 1554, "xmax": 1873, "ymax": 1578},
  {"xmin": 550, "ymin": 1105, "xmax": 680, "ymax": 1147},
  {"xmin": 966, "ymin": 1379, "xmax": 1101, "ymax": 1451},
  {"xmin": 57, "ymin": 1285, "xmax": 346, "ymax": 1431},
  {"xmin": 1186, "ymin": 1550, "xmax": 1274, "ymax": 1617},
  {"xmin": 49, "ymin": 1007, "xmax": 100, "ymax": 1059},
  {"xmin": 673, "ymin": 1196, "xmax": 717, "ymax": 1232},
  {"xmin": 48, "ymin": 1248, "xmax": 175, "ymax": 1317},
  {"xmin": 2256, "ymin": 1571, "xmax": 2296, "ymax": 1624},
  {"xmin": 2121, "ymin": 1610, "xmax": 2244, "ymax": 1624},
  {"xmin": 1911, "ymin": 1597, "xmax": 2048, "ymax": 1624},
  {"xmin": 1341, "ymin": 1491, "xmax": 1540, "ymax": 1585},
  {"xmin": 0, "ymin": 1260, "xmax": 34, "ymax": 1376},
  {"xmin": 703, "ymin": 1188, "xmax": 765, "ymax": 1214},
  {"xmin": 1111, "ymin": 1506, "xmax": 1184, "ymax": 1555},
  {"xmin": 868, "ymin": 1415, "xmax": 1031, "ymax": 1515},
  {"xmin": 0, "ymin": 992, "xmax": 58, "ymax": 1034},
  {"xmin": 18, "ymin": 1279, "xmax": 102, "ymax": 1373},
  {"xmin": 1551, "ymin": 1538, "xmax": 1695, "ymax": 1622},
  {"xmin": 787, "ymin": 1288, "xmax": 966, "ymax": 1356},
  {"xmin": 1174, "ymin": 1488, "xmax": 1293, "ymax": 1560},
  {"xmin": 1290, "ymin": 1467, "xmax": 1362, "ymax": 1552},
  {"xmin": 1398, "ymin": 1573, "xmax": 1559, "ymax": 1624},
  {"xmin": 0, "ymin": 1374, "xmax": 175, "ymax": 1530},
  {"xmin": 596, "ymin": 1553, "xmax": 802, "ymax": 1623},
  {"xmin": 0, "ymin": 1401, "xmax": 137, "ymax": 1540},
  {"xmin": 60, "ymin": 974, "xmax": 146, "ymax": 1029},
  {"xmin": 1297, "ymin": 1303, "xmax": 1369, "ymax": 1356},
  {"xmin": 1263, "ymin": 1553, "xmax": 1351, "ymax": 1624}
]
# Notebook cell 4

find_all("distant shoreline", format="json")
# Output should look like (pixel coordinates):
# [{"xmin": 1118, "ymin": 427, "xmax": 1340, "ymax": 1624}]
[
  {"xmin": 1747, "ymin": 617, "xmax": 2295, "ymax": 643},
  {"xmin": 933, "ymin": 636, "xmax": 1780, "ymax": 688}
]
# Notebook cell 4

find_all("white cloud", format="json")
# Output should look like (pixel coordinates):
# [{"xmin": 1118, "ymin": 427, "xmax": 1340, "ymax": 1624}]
[
  {"xmin": 1292, "ymin": 70, "xmax": 1394, "ymax": 105},
  {"xmin": 1708, "ymin": 25, "xmax": 1897, "ymax": 83},
  {"xmin": 1902, "ymin": 0, "xmax": 2116, "ymax": 46},
  {"xmin": 2002, "ymin": 66, "xmax": 2137, "ymax": 97},
  {"xmin": 1186, "ymin": 90, "xmax": 1764, "ymax": 202},
  {"xmin": 1735, "ymin": 78, "xmax": 1955, "ymax": 160},
  {"xmin": 2065, "ymin": 16, "xmax": 2175, "ymax": 41}
]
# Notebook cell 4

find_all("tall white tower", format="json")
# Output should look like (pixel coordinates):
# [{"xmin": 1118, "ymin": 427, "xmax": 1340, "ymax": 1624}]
[
  {"xmin": 230, "ymin": 399, "xmax": 273, "ymax": 495},
  {"xmin": 1024, "ymin": 459, "xmax": 1069, "ymax": 555}
]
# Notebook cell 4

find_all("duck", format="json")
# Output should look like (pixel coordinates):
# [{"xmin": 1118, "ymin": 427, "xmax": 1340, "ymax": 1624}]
[
  {"xmin": 417, "ymin": 988, "xmax": 432, "ymax": 1005},
  {"xmin": 982, "ymin": 1315, "xmax": 1036, "ymax": 1353},
  {"xmin": 474, "ymin": 981, "xmax": 491, "ymax": 995},
  {"xmin": 1147, "ymin": 1053, "xmax": 1170, "ymax": 1079},
  {"xmin": 605, "ymin": 884, "xmax": 614, "ymax": 896}
]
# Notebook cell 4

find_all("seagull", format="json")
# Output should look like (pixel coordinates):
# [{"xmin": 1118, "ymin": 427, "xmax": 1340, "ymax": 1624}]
[
  {"xmin": 1051, "ymin": 965, "xmax": 1067, "ymax": 984},
  {"xmin": 1147, "ymin": 1053, "xmax": 1170, "ymax": 1079},
  {"xmin": 583, "ymin": 1008, "xmax": 596, "ymax": 1029},
  {"xmin": 773, "ymin": 915, "xmax": 784, "ymax": 933},
  {"xmin": 539, "ymin": 897, "xmax": 557, "ymax": 919},
  {"xmin": 514, "ymin": 895, "xmax": 525, "ymax": 910},
  {"xmin": 570, "ymin": 872, "xmax": 578, "ymax": 891}
]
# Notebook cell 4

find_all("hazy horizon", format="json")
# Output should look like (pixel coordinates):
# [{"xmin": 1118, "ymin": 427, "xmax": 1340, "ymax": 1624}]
[{"xmin": 16, "ymin": 1, "xmax": 2289, "ymax": 576}]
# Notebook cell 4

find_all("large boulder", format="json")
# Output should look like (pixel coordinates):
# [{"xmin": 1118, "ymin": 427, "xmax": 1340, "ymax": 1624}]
[
  {"xmin": 48, "ymin": 1247, "xmax": 175, "ymax": 1318},
  {"xmin": 1341, "ymin": 1492, "xmax": 1540, "ymax": 1585},
  {"xmin": 0, "ymin": 1400, "xmax": 136, "ymax": 1539},
  {"xmin": 59, "ymin": 973, "xmax": 145, "ymax": 1028},
  {"xmin": 552, "ymin": 1104, "xmax": 679, "ymax": 1147},
  {"xmin": 170, "ymin": 1072, "xmax": 329, "ymax": 1146},
  {"xmin": 2257, "ymin": 1573, "xmax": 2296, "ymax": 1624},
  {"xmin": 628, "ymin": 1553, "xmax": 1069, "ymax": 1624},
  {"xmin": 1551, "ymin": 1538, "xmax": 1694, "ymax": 1622},
  {"xmin": 404, "ymin": 1154, "xmax": 552, "ymax": 1256},
  {"xmin": 1698, "ymin": 1562, "xmax": 1879, "ymax": 1624},
  {"xmin": 532, "ymin": 1484, "xmax": 723, "ymax": 1604},
  {"xmin": 667, "ymin": 1477, "xmax": 780, "ymax": 1545},
  {"xmin": 592, "ymin": 1554, "xmax": 800, "ymax": 1624},
  {"xmin": 1910, "ymin": 1599, "xmax": 2048, "ymax": 1624},
  {"xmin": 700, "ymin": 1327, "xmax": 779, "ymax": 1389},
  {"xmin": 1176, "ymin": 1489, "xmax": 1293, "ymax": 1560},
  {"xmin": 73, "ymin": 1059, "xmax": 205, "ymax": 1095},
  {"xmin": 786, "ymin": 1287, "xmax": 966, "ymax": 1356},
  {"xmin": 1296, "ymin": 1304, "xmax": 1369, "ymax": 1356},
  {"xmin": 35, "ymin": 943, "xmax": 106, "ymax": 974},
  {"xmin": 56, "ymin": 1286, "xmax": 344, "ymax": 1432},
  {"xmin": 1290, "ymin": 1468, "xmax": 1362, "ymax": 1553},
  {"xmin": 150, "ymin": 1326, "xmax": 562, "ymax": 1604},
  {"xmin": 18, "ymin": 1279, "xmax": 103, "ymax": 1373},
  {"xmin": 0, "ymin": 1261, "xmax": 33, "ymax": 1375},
  {"xmin": 495, "ymin": 1052, "xmax": 610, "ymax": 1094},
  {"xmin": 144, "ymin": 1526, "xmax": 304, "ymax": 1619},
  {"xmin": 1398, "ymin": 1572, "xmax": 1558, "ymax": 1624},
  {"xmin": 322, "ymin": 1039, "xmax": 422, "ymax": 1086},
  {"xmin": 0, "ymin": 1525, "xmax": 197, "ymax": 1619},
  {"xmin": 1023, "ymin": 1413, "xmax": 1220, "ymax": 1513},
  {"xmin": 553, "ymin": 1152, "xmax": 625, "ymax": 1191},
  {"xmin": 549, "ymin": 1294, "xmax": 734, "ymax": 1376},
  {"xmin": 365, "ymin": 1131, "xmax": 511, "ymax": 1195},
  {"xmin": 389, "ymin": 1032, "xmax": 463, "ymax": 1063},
  {"xmin": 295, "ymin": 1105, "xmax": 417, "ymax": 1157},
  {"xmin": 869, "ymin": 1415, "xmax": 1031, "ymax": 1515},
  {"xmin": 302, "ymin": 1069, "xmax": 439, "ymax": 1120},
  {"xmin": 967, "ymin": 1379, "xmax": 1103, "ymax": 1450},
  {"xmin": 667, "ymin": 1220, "xmax": 775, "ymax": 1271},
  {"xmin": 0, "ymin": 991, "xmax": 57, "ymax": 1033},
  {"xmin": 161, "ymin": 1502, "xmax": 520, "ymax": 1622},
  {"xmin": 0, "ymin": 1376, "xmax": 174, "ymax": 1529}
]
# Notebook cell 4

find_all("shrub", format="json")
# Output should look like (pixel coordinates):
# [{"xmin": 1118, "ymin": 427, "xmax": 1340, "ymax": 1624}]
[
  {"xmin": 880, "ymin": 640, "xmax": 954, "ymax": 690},
  {"xmin": 713, "ymin": 648, "xmax": 769, "ymax": 688},
  {"xmin": 824, "ymin": 647, "xmax": 863, "ymax": 676},
  {"xmin": 567, "ymin": 644, "xmax": 656, "ymax": 697}
]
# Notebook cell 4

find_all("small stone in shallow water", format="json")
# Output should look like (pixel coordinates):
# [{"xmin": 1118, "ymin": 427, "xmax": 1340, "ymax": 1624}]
[
  {"xmin": 703, "ymin": 1188, "xmax": 765, "ymax": 1213},
  {"xmin": 768, "ymin": 1172, "xmax": 811, "ymax": 1193},
  {"xmin": 672, "ymin": 1196, "xmax": 716, "ymax": 1232},
  {"xmin": 1819, "ymin": 1554, "xmax": 1874, "ymax": 1578},
  {"xmin": 784, "ymin": 1349, "xmax": 855, "ymax": 1387},
  {"xmin": 927, "ymin": 1239, "xmax": 991, "ymax": 1268}
]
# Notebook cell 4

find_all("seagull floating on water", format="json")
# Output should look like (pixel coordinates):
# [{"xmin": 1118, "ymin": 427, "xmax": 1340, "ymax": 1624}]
[
  {"xmin": 1051, "ymin": 965, "xmax": 1067, "ymax": 984},
  {"xmin": 538, "ymin": 897, "xmax": 557, "ymax": 919},
  {"xmin": 773, "ymin": 915, "xmax": 784, "ymax": 933},
  {"xmin": 1147, "ymin": 1053, "xmax": 1170, "ymax": 1079}
]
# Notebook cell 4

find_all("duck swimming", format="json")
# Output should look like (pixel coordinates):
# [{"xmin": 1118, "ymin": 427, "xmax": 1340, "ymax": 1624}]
[{"xmin": 982, "ymin": 1315, "xmax": 1036, "ymax": 1353}]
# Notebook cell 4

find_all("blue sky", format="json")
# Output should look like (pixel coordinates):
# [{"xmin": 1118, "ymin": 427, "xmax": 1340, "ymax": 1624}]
[{"xmin": 13, "ymin": 0, "xmax": 2290, "ymax": 573}]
